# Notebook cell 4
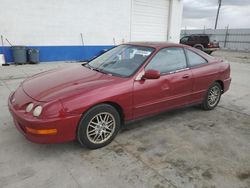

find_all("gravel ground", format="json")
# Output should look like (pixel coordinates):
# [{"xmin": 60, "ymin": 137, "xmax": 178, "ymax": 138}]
[{"xmin": 213, "ymin": 50, "xmax": 250, "ymax": 64}]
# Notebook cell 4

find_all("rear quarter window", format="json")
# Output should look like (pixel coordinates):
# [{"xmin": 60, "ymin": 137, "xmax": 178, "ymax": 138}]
[{"xmin": 186, "ymin": 49, "xmax": 207, "ymax": 67}]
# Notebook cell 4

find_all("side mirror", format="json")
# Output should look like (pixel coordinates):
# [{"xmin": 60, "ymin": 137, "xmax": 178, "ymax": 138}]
[{"xmin": 143, "ymin": 69, "xmax": 160, "ymax": 79}]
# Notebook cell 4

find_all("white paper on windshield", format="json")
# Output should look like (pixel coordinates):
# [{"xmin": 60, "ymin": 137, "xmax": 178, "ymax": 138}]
[{"xmin": 135, "ymin": 50, "xmax": 151, "ymax": 56}]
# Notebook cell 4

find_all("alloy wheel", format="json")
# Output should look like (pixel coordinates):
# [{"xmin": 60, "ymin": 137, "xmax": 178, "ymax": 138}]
[
  {"xmin": 208, "ymin": 85, "xmax": 221, "ymax": 107},
  {"xmin": 86, "ymin": 112, "xmax": 116, "ymax": 144}
]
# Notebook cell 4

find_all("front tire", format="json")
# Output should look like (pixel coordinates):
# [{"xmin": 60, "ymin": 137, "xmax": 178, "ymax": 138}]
[
  {"xmin": 77, "ymin": 104, "xmax": 121, "ymax": 149},
  {"xmin": 201, "ymin": 82, "xmax": 222, "ymax": 110}
]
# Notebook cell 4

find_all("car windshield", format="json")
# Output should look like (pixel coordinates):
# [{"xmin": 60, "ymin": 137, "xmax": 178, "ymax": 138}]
[{"xmin": 87, "ymin": 45, "xmax": 155, "ymax": 77}]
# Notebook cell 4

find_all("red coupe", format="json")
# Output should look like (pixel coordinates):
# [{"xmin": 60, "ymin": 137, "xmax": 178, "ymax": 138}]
[{"xmin": 8, "ymin": 42, "xmax": 231, "ymax": 149}]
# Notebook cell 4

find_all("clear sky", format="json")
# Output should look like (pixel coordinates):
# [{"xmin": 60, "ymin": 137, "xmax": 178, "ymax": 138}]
[{"xmin": 182, "ymin": 0, "xmax": 250, "ymax": 29}]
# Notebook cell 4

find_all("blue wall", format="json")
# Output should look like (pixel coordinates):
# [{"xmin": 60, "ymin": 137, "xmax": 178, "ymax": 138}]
[{"xmin": 0, "ymin": 45, "xmax": 114, "ymax": 63}]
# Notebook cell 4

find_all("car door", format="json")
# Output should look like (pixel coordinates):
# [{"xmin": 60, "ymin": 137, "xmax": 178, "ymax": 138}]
[
  {"xmin": 185, "ymin": 49, "xmax": 219, "ymax": 103},
  {"xmin": 133, "ymin": 47, "xmax": 193, "ymax": 119}
]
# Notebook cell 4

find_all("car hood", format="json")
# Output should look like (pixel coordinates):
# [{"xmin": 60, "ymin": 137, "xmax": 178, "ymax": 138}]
[{"xmin": 22, "ymin": 64, "xmax": 118, "ymax": 102}]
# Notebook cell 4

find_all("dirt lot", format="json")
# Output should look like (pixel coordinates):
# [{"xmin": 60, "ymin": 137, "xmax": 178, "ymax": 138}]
[
  {"xmin": 213, "ymin": 50, "xmax": 250, "ymax": 64},
  {"xmin": 0, "ymin": 50, "xmax": 249, "ymax": 188}
]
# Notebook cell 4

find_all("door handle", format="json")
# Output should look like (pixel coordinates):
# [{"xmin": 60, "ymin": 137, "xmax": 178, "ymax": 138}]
[{"xmin": 182, "ymin": 74, "xmax": 190, "ymax": 78}]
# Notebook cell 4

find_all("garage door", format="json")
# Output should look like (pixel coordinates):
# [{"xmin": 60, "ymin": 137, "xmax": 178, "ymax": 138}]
[{"xmin": 131, "ymin": 0, "xmax": 170, "ymax": 41}]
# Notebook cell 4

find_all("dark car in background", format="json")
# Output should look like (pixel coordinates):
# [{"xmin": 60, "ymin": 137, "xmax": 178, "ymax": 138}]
[{"xmin": 180, "ymin": 34, "xmax": 219, "ymax": 54}]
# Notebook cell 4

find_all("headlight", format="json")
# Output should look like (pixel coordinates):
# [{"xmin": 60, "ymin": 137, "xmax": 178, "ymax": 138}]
[
  {"xmin": 33, "ymin": 106, "xmax": 43, "ymax": 117},
  {"xmin": 26, "ymin": 103, "xmax": 34, "ymax": 112}
]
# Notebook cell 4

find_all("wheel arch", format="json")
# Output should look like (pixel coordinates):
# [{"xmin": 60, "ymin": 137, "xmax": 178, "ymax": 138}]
[
  {"xmin": 102, "ymin": 101, "xmax": 124, "ymax": 125},
  {"xmin": 215, "ymin": 80, "xmax": 224, "ymax": 93},
  {"xmin": 193, "ymin": 44, "xmax": 204, "ymax": 50},
  {"xmin": 79, "ymin": 101, "xmax": 125, "ymax": 126}
]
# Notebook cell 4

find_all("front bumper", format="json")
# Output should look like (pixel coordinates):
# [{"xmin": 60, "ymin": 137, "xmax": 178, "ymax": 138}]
[
  {"xmin": 8, "ymin": 92, "xmax": 81, "ymax": 144},
  {"xmin": 223, "ymin": 77, "xmax": 232, "ymax": 93}
]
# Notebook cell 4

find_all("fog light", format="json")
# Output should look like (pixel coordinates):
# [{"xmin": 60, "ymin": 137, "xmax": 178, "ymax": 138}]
[
  {"xmin": 26, "ymin": 103, "xmax": 34, "ymax": 112},
  {"xmin": 26, "ymin": 127, "xmax": 57, "ymax": 135},
  {"xmin": 33, "ymin": 106, "xmax": 42, "ymax": 117}
]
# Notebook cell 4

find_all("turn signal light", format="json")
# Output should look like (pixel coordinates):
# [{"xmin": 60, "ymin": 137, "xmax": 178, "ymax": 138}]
[{"xmin": 26, "ymin": 127, "xmax": 57, "ymax": 135}]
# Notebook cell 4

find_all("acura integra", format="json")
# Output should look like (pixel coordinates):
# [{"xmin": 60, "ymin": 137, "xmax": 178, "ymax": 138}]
[{"xmin": 8, "ymin": 42, "xmax": 231, "ymax": 149}]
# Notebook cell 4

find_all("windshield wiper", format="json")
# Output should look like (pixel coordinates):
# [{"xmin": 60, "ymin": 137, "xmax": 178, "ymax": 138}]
[
  {"xmin": 92, "ymin": 67, "xmax": 102, "ymax": 72},
  {"xmin": 83, "ymin": 63, "xmax": 99, "ymax": 71},
  {"xmin": 82, "ymin": 63, "xmax": 91, "ymax": 68},
  {"xmin": 83, "ymin": 63, "xmax": 112, "ymax": 76}
]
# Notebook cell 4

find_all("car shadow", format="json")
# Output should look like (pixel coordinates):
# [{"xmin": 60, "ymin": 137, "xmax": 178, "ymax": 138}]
[{"xmin": 121, "ymin": 105, "xmax": 202, "ymax": 132}]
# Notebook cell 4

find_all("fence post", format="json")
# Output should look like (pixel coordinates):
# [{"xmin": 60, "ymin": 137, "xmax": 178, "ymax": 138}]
[{"xmin": 224, "ymin": 25, "xmax": 229, "ymax": 48}]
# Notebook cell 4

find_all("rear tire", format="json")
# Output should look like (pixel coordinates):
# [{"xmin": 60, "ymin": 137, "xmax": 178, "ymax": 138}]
[
  {"xmin": 195, "ymin": 46, "xmax": 203, "ymax": 51},
  {"xmin": 201, "ymin": 82, "xmax": 222, "ymax": 110},
  {"xmin": 77, "ymin": 104, "xmax": 121, "ymax": 149}
]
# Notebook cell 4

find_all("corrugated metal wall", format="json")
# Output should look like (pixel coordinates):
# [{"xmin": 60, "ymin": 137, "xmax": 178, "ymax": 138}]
[
  {"xmin": 131, "ymin": 0, "xmax": 170, "ymax": 41},
  {"xmin": 181, "ymin": 28, "xmax": 250, "ymax": 51}
]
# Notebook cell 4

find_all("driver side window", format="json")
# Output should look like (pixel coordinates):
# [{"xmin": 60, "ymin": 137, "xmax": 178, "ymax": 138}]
[{"xmin": 145, "ymin": 48, "xmax": 187, "ymax": 74}]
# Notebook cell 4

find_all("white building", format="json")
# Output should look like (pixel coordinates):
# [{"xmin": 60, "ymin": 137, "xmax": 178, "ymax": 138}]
[{"xmin": 0, "ymin": 0, "xmax": 183, "ymax": 62}]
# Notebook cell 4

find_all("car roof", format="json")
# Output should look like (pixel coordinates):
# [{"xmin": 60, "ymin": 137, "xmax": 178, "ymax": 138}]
[{"xmin": 124, "ymin": 42, "xmax": 185, "ymax": 49}]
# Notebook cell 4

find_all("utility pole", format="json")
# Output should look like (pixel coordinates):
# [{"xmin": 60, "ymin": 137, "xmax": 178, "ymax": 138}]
[{"xmin": 214, "ymin": 0, "xmax": 222, "ymax": 29}]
